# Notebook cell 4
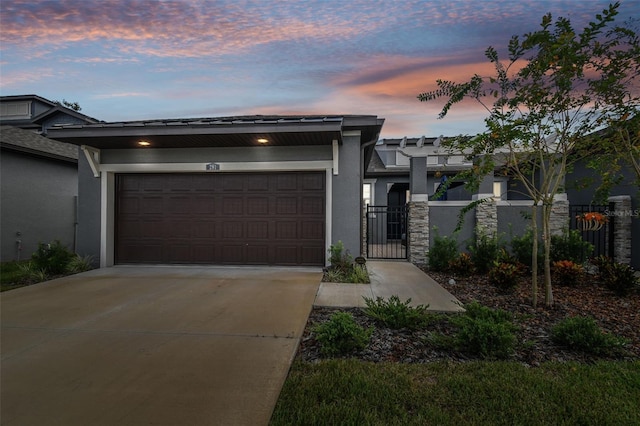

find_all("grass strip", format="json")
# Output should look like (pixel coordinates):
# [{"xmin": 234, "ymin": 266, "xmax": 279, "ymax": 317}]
[{"xmin": 271, "ymin": 359, "xmax": 640, "ymax": 425}]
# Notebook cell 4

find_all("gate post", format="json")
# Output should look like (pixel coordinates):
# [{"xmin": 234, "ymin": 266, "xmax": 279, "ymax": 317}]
[
  {"xmin": 549, "ymin": 193, "xmax": 570, "ymax": 236},
  {"xmin": 608, "ymin": 195, "xmax": 632, "ymax": 265},
  {"xmin": 407, "ymin": 199, "xmax": 429, "ymax": 267}
]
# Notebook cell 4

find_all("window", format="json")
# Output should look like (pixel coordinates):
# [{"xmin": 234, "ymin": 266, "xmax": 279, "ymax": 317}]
[
  {"xmin": 493, "ymin": 181, "xmax": 507, "ymax": 200},
  {"xmin": 0, "ymin": 101, "xmax": 31, "ymax": 119},
  {"xmin": 363, "ymin": 181, "xmax": 375, "ymax": 207}
]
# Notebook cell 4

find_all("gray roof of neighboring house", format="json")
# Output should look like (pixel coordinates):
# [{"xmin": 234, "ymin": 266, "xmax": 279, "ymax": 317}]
[{"xmin": 0, "ymin": 126, "xmax": 78, "ymax": 162}]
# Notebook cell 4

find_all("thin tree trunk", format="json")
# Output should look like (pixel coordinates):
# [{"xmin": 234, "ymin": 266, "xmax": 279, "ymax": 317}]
[
  {"xmin": 531, "ymin": 204, "xmax": 538, "ymax": 308},
  {"xmin": 543, "ymin": 203, "xmax": 553, "ymax": 307}
]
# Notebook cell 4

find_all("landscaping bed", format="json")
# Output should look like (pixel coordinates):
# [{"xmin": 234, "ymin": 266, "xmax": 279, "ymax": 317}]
[{"xmin": 297, "ymin": 272, "xmax": 640, "ymax": 366}]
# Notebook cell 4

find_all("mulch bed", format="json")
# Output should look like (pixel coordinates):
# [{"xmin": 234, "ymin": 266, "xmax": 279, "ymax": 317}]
[{"xmin": 297, "ymin": 271, "xmax": 640, "ymax": 366}]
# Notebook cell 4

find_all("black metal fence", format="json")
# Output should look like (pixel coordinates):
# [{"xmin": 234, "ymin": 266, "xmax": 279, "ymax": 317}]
[
  {"xmin": 569, "ymin": 204, "xmax": 614, "ymax": 260},
  {"xmin": 366, "ymin": 205, "xmax": 408, "ymax": 259}
]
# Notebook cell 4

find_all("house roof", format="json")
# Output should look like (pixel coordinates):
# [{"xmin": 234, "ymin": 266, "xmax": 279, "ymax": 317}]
[
  {"xmin": 47, "ymin": 115, "xmax": 384, "ymax": 149},
  {"xmin": 0, "ymin": 94, "xmax": 101, "ymax": 130},
  {"xmin": 0, "ymin": 126, "xmax": 78, "ymax": 162}
]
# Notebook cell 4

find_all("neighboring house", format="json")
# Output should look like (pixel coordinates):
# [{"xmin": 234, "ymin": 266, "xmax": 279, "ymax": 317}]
[
  {"xmin": 364, "ymin": 135, "xmax": 638, "ymax": 268},
  {"xmin": 48, "ymin": 115, "xmax": 384, "ymax": 267},
  {"xmin": 0, "ymin": 95, "xmax": 100, "ymax": 262},
  {"xmin": 0, "ymin": 126, "xmax": 79, "ymax": 261},
  {"xmin": 0, "ymin": 94, "xmax": 99, "ymax": 134}
]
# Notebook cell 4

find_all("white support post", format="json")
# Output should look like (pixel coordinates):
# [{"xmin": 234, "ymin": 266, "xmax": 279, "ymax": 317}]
[
  {"xmin": 332, "ymin": 139, "xmax": 339, "ymax": 175},
  {"xmin": 81, "ymin": 145, "xmax": 101, "ymax": 178}
]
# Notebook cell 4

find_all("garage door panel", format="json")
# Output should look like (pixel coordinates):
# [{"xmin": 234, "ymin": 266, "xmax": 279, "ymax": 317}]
[
  {"xmin": 247, "ymin": 221, "xmax": 269, "ymax": 239},
  {"xmin": 246, "ymin": 197, "xmax": 269, "ymax": 215},
  {"xmin": 301, "ymin": 221, "xmax": 324, "ymax": 239},
  {"xmin": 302, "ymin": 196, "xmax": 324, "ymax": 215},
  {"xmin": 275, "ymin": 221, "xmax": 298, "ymax": 239},
  {"xmin": 222, "ymin": 175, "xmax": 244, "ymax": 191},
  {"xmin": 247, "ymin": 245, "xmax": 269, "ymax": 264},
  {"xmin": 118, "ymin": 243, "xmax": 163, "ymax": 263},
  {"xmin": 302, "ymin": 173, "xmax": 324, "ymax": 190},
  {"xmin": 276, "ymin": 197, "xmax": 298, "ymax": 215},
  {"xmin": 223, "ymin": 222, "xmax": 244, "ymax": 239},
  {"xmin": 274, "ymin": 246, "xmax": 298, "ymax": 264},
  {"xmin": 276, "ymin": 174, "xmax": 298, "ymax": 191},
  {"xmin": 139, "ymin": 197, "xmax": 163, "ymax": 215},
  {"xmin": 222, "ymin": 197, "xmax": 244, "ymax": 215},
  {"xmin": 116, "ymin": 172, "xmax": 325, "ymax": 265},
  {"xmin": 301, "ymin": 246, "xmax": 325, "ymax": 265},
  {"xmin": 220, "ymin": 245, "xmax": 244, "ymax": 264}
]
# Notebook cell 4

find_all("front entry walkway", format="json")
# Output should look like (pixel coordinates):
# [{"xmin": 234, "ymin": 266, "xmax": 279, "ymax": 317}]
[
  {"xmin": 314, "ymin": 261, "xmax": 464, "ymax": 312},
  {"xmin": 1, "ymin": 266, "xmax": 321, "ymax": 426}
]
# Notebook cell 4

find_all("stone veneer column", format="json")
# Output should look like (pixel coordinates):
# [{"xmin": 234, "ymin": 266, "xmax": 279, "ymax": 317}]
[
  {"xmin": 475, "ymin": 196, "xmax": 497, "ymax": 237},
  {"xmin": 549, "ymin": 193, "xmax": 570, "ymax": 236},
  {"xmin": 408, "ymin": 200, "xmax": 429, "ymax": 267},
  {"xmin": 608, "ymin": 195, "xmax": 632, "ymax": 265},
  {"xmin": 473, "ymin": 168, "xmax": 497, "ymax": 238}
]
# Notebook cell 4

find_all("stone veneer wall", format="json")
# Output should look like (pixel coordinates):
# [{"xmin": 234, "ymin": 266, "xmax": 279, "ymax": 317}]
[
  {"xmin": 475, "ymin": 197, "xmax": 497, "ymax": 237},
  {"xmin": 549, "ymin": 194, "xmax": 570, "ymax": 236},
  {"xmin": 407, "ymin": 201, "xmax": 429, "ymax": 267},
  {"xmin": 609, "ymin": 195, "xmax": 632, "ymax": 265}
]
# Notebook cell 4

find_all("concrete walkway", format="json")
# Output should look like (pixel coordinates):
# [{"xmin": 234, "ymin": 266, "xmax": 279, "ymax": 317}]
[{"xmin": 314, "ymin": 260, "xmax": 464, "ymax": 312}]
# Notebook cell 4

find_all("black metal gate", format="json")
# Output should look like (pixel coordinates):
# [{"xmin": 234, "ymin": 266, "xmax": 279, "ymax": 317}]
[
  {"xmin": 569, "ymin": 204, "xmax": 614, "ymax": 260},
  {"xmin": 366, "ymin": 205, "xmax": 408, "ymax": 259}
]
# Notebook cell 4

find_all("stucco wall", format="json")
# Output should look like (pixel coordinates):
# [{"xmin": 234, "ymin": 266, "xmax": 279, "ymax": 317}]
[
  {"xmin": 331, "ymin": 134, "xmax": 362, "ymax": 256},
  {"xmin": 100, "ymin": 145, "xmax": 332, "ymax": 164},
  {"xmin": 428, "ymin": 203, "xmax": 475, "ymax": 252},
  {"xmin": 76, "ymin": 151, "xmax": 101, "ymax": 263},
  {"xmin": 1, "ymin": 150, "xmax": 77, "ymax": 261}
]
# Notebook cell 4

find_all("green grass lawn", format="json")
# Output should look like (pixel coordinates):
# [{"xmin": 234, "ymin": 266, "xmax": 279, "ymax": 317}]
[{"xmin": 271, "ymin": 359, "xmax": 640, "ymax": 425}]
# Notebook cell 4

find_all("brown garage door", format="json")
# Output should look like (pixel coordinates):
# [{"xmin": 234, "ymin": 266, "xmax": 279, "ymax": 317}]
[{"xmin": 115, "ymin": 172, "xmax": 325, "ymax": 266}]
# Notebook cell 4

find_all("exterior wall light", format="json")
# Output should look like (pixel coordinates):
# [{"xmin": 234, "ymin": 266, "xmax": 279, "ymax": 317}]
[
  {"xmin": 257, "ymin": 138, "xmax": 269, "ymax": 144},
  {"xmin": 138, "ymin": 141, "xmax": 151, "ymax": 146}
]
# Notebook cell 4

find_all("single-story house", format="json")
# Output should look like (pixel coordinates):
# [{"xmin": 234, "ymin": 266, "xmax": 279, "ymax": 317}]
[
  {"xmin": 364, "ymin": 135, "xmax": 638, "ymax": 268},
  {"xmin": 0, "ymin": 95, "xmax": 100, "ymax": 262},
  {"xmin": 48, "ymin": 115, "xmax": 384, "ymax": 267}
]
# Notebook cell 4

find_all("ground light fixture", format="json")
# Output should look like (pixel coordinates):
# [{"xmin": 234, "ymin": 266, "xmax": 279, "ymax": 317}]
[
  {"xmin": 138, "ymin": 140, "xmax": 151, "ymax": 146},
  {"xmin": 257, "ymin": 138, "xmax": 269, "ymax": 144}
]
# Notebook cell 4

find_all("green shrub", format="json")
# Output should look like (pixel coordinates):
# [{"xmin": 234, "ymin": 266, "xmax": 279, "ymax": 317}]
[
  {"xmin": 31, "ymin": 240, "xmax": 74, "ymax": 275},
  {"xmin": 552, "ymin": 260, "xmax": 585, "ymax": 287},
  {"xmin": 448, "ymin": 252, "xmax": 475, "ymax": 276},
  {"xmin": 598, "ymin": 261, "xmax": 638, "ymax": 296},
  {"xmin": 329, "ymin": 241, "xmax": 353, "ymax": 272},
  {"xmin": 551, "ymin": 316, "xmax": 628, "ymax": 355},
  {"xmin": 362, "ymin": 295, "xmax": 431, "ymax": 329},
  {"xmin": 487, "ymin": 261, "xmax": 521, "ymax": 292},
  {"xmin": 347, "ymin": 264, "xmax": 369, "ymax": 284},
  {"xmin": 550, "ymin": 229, "xmax": 594, "ymax": 263},
  {"xmin": 468, "ymin": 229, "xmax": 504, "ymax": 274},
  {"xmin": 324, "ymin": 242, "xmax": 370, "ymax": 283},
  {"xmin": 313, "ymin": 312, "xmax": 374, "ymax": 356},
  {"xmin": 428, "ymin": 231, "xmax": 458, "ymax": 272},
  {"xmin": 451, "ymin": 301, "xmax": 517, "ymax": 359},
  {"xmin": 511, "ymin": 228, "xmax": 543, "ymax": 272},
  {"xmin": 66, "ymin": 254, "xmax": 95, "ymax": 274}
]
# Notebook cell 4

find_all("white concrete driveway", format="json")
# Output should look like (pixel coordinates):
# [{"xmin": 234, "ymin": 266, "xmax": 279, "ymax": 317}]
[{"xmin": 1, "ymin": 266, "xmax": 321, "ymax": 426}]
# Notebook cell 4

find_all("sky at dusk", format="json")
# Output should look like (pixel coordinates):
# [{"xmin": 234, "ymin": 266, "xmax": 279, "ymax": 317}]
[{"xmin": 1, "ymin": 0, "xmax": 639, "ymax": 139}]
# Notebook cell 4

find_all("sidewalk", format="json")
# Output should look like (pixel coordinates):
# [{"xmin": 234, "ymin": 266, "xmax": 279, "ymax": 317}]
[{"xmin": 314, "ymin": 260, "xmax": 464, "ymax": 312}]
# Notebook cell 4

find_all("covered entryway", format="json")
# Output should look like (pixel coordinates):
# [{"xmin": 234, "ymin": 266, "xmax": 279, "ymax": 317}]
[{"xmin": 116, "ymin": 171, "xmax": 325, "ymax": 266}]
